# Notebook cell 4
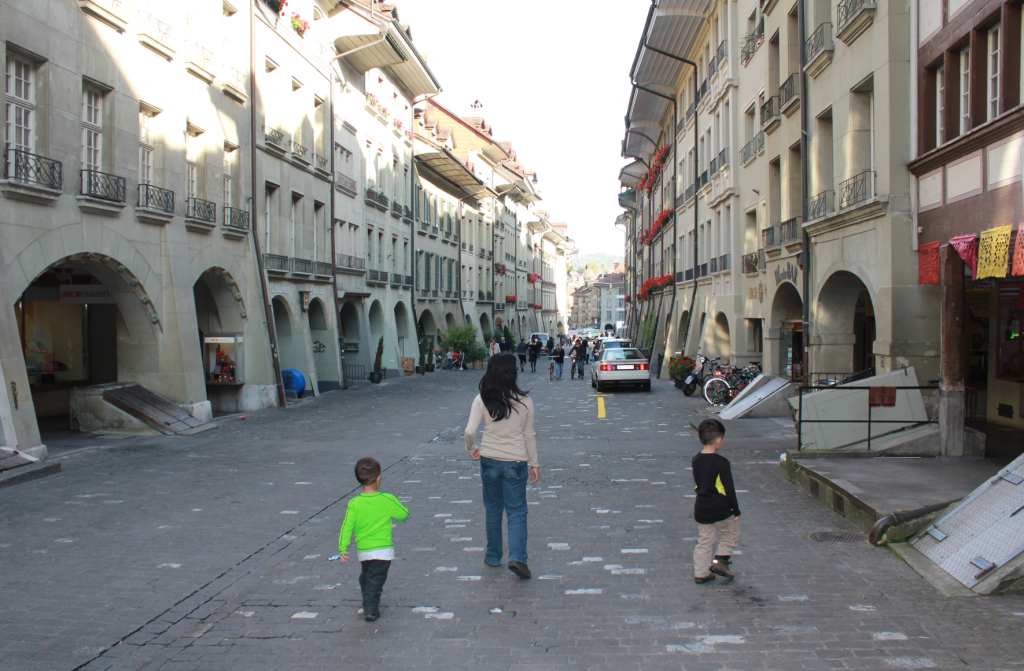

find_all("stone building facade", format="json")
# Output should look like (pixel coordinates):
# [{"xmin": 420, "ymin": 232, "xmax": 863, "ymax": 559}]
[{"xmin": 0, "ymin": 0, "xmax": 571, "ymax": 457}]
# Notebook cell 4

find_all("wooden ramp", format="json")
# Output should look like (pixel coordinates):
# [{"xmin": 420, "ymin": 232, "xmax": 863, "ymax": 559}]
[{"xmin": 102, "ymin": 384, "xmax": 217, "ymax": 436}]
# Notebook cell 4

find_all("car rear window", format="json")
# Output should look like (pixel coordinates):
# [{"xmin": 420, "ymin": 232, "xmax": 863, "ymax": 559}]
[{"xmin": 602, "ymin": 349, "xmax": 644, "ymax": 361}]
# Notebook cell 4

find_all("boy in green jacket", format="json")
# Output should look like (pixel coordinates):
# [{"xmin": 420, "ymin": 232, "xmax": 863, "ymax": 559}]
[{"xmin": 339, "ymin": 457, "xmax": 410, "ymax": 621}]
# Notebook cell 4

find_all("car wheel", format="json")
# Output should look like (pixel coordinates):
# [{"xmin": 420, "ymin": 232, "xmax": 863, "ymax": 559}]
[
  {"xmin": 591, "ymin": 377, "xmax": 596, "ymax": 388},
  {"xmin": 596, "ymin": 380, "xmax": 605, "ymax": 392},
  {"xmin": 642, "ymin": 381, "xmax": 651, "ymax": 391}
]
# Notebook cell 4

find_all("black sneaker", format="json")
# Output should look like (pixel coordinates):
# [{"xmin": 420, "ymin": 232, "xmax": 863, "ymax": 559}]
[
  {"xmin": 507, "ymin": 560, "xmax": 532, "ymax": 579},
  {"xmin": 694, "ymin": 573, "xmax": 716, "ymax": 584}
]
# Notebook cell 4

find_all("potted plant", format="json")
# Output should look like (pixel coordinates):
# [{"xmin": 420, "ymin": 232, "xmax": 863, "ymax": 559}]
[
  {"xmin": 290, "ymin": 12, "xmax": 310, "ymax": 37},
  {"xmin": 669, "ymin": 356, "xmax": 696, "ymax": 389},
  {"xmin": 424, "ymin": 335, "xmax": 435, "ymax": 372},
  {"xmin": 369, "ymin": 336, "xmax": 384, "ymax": 383}
]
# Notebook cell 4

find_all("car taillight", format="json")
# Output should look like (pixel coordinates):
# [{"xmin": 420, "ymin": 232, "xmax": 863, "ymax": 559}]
[
  {"xmin": 637, "ymin": 363, "xmax": 649, "ymax": 370},
  {"xmin": 601, "ymin": 364, "xmax": 613, "ymax": 371}
]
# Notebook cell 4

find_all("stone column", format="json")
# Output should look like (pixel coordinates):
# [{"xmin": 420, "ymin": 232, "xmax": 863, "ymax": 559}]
[{"xmin": 939, "ymin": 245, "xmax": 965, "ymax": 457}]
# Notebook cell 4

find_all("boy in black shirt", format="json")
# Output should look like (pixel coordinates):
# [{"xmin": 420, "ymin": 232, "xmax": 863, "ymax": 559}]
[{"xmin": 691, "ymin": 418, "xmax": 741, "ymax": 583}]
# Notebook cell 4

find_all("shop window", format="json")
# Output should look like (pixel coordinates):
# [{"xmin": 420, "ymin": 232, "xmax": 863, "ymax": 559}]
[{"xmin": 997, "ymin": 291, "xmax": 1024, "ymax": 382}]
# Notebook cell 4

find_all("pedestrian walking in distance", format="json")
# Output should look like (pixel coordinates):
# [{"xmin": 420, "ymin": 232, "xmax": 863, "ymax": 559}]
[
  {"xmin": 517, "ymin": 338, "xmax": 528, "ymax": 372},
  {"xmin": 464, "ymin": 353, "xmax": 540, "ymax": 579},
  {"xmin": 338, "ymin": 457, "xmax": 410, "ymax": 621},
  {"xmin": 528, "ymin": 337, "xmax": 541, "ymax": 372},
  {"xmin": 691, "ymin": 418, "xmax": 741, "ymax": 583},
  {"xmin": 552, "ymin": 342, "xmax": 565, "ymax": 380}
]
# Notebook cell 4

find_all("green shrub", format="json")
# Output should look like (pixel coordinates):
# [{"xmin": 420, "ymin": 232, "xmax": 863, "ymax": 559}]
[
  {"xmin": 373, "ymin": 336, "xmax": 384, "ymax": 373},
  {"xmin": 438, "ymin": 323, "xmax": 479, "ymax": 360}
]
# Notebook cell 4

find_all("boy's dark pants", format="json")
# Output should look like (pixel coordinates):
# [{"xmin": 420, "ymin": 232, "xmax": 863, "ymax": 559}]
[{"xmin": 359, "ymin": 559, "xmax": 391, "ymax": 615}]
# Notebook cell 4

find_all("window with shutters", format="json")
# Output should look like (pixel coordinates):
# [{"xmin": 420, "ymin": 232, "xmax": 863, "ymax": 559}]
[
  {"xmin": 82, "ymin": 87, "xmax": 103, "ymax": 171},
  {"xmin": 960, "ymin": 47, "xmax": 971, "ymax": 134},
  {"xmin": 935, "ymin": 65, "xmax": 945, "ymax": 147},
  {"xmin": 6, "ymin": 53, "xmax": 34, "ymax": 155},
  {"xmin": 988, "ymin": 24, "xmax": 1001, "ymax": 121}
]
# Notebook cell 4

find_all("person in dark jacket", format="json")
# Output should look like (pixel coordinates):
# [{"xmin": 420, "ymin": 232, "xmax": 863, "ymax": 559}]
[
  {"xmin": 691, "ymin": 418, "xmax": 741, "ymax": 584},
  {"xmin": 528, "ymin": 337, "xmax": 541, "ymax": 372},
  {"xmin": 516, "ymin": 338, "xmax": 528, "ymax": 372},
  {"xmin": 499, "ymin": 337, "xmax": 511, "ymax": 352},
  {"xmin": 551, "ymin": 343, "xmax": 565, "ymax": 379}
]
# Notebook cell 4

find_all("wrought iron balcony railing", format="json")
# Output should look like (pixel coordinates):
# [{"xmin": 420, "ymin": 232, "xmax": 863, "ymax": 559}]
[
  {"xmin": 365, "ymin": 187, "xmax": 379, "ymax": 205},
  {"xmin": 760, "ymin": 96, "xmax": 779, "ymax": 125},
  {"xmin": 779, "ymin": 73, "xmax": 800, "ymax": 108},
  {"xmin": 718, "ymin": 147, "xmax": 729, "ymax": 169},
  {"xmin": 290, "ymin": 141, "xmax": 307, "ymax": 159},
  {"xmin": 4, "ymin": 148, "xmax": 63, "ymax": 190},
  {"xmin": 780, "ymin": 217, "xmax": 802, "ymax": 243},
  {"xmin": 710, "ymin": 157, "xmax": 719, "ymax": 176},
  {"xmin": 741, "ymin": 252, "xmax": 759, "ymax": 275},
  {"xmin": 185, "ymin": 196, "xmax": 216, "ymax": 222},
  {"xmin": 315, "ymin": 261, "xmax": 333, "ymax": 276},
  {"xmin": 756, "ymin": 130, "xmax": 765, "ymax": 153},
  {"xmin": 805, "ymin": 190, "xmax": 834, "ymax": 220},
  {"xmin": 838, "ymin": 170, "xmax": 874, "ymax": 209},
  {"xmin": 741, "ymin": 138, "xmax": 757, "ymax": 164},
  {"xmin": 313, "ymin": 154, "xmax": 328, "ymax": 171},
  {"xmin": 805, "ymin": 23, "xmax": 832, "ymax": 64},
  {"xmin": 138, "ymin": 183, "xmax": 173, "ymax": 213},
  {"xmin": 717, "ymin": 40, "xmax": 727, "ymax": 63},
  {"xmin": 263, "ymin": 126, "xmax": 284, "ymax": 146},
  {"xmin": 762, "ymin": 225, "xmax": 778, "ymax": 248},
  {"xmin": 391, "ymin": 202, "xmax": 402, "ymax": 218},
  {"xmin": 224, "ymin": 206, "xmax": 249, "ymax": 231},
  {"xmin": 838, "ymin": 0, "xmax": 869, "ymax": 31},
  {"xmin": 81, "ymin": 169, "xmax": 126, "ymax": 202}
]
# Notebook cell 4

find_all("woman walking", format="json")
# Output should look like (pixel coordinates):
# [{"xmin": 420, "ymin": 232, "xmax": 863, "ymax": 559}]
[
  {"xmin": 464, "ymin": 353, "xmax": 540, "ymax": 579},
  {"xmin": 490, "ymin": 338, "xmax": 500, "ymax": 357}
]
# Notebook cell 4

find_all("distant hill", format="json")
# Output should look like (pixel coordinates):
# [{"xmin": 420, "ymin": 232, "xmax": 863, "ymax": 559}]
[{"xmin": 571, "ymin": 253, "xmax": 623, "ymax": 273}]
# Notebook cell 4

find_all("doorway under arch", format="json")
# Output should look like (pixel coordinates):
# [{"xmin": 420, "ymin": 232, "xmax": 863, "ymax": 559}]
[
  {"xmin": 816, "ymin": 271, "xmax": 875, "ymax": 375},
  {"xmin": 771, "ymin": 282, "xmax": 804, "ymax": 379},
  {"xmin": 445, "ymin": 312, "xmax": 456, "ymax": 330},
  {"xmin": 712, "ymin": 313, "xmax": 731, "ymax": 361},
  {"xmin": 15, "ymin": 254, "xmax": 159, "ymax": 422},
  {"xmin": 308, "ymin": 298, "xmax": 338, "ymax": 389},
  {"xmin": 394, "ymin": 301, "xmax": 411, "ymax": 357},
  {"xmin": 368, "ymin": 300, "xmax": 385, "ymax": 350},
  {"xmin": 479, "ymin": 312, "xmax": 492, "ymax": 342}
]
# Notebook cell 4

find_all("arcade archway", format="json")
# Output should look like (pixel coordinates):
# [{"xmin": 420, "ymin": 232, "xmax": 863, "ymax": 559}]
[{"xmin": 816, "ymin": 271, "xmax": 875, "ymax": 375}]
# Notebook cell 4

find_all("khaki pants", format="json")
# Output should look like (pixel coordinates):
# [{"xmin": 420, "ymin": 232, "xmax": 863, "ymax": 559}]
[{"xmin": 693, "ymin": 517, "xmax": 740, "ymax": 577}]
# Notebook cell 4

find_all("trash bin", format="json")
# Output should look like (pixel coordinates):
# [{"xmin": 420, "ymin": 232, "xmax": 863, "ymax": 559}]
[{"xmin": 281, "ymin": 369, "xmax": 306, "ymax": 398}]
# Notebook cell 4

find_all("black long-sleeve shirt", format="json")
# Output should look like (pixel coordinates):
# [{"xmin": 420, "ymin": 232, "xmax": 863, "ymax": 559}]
[{"xmin": 691, "ymin": 452, "xmax": 741, "ymax": 524}]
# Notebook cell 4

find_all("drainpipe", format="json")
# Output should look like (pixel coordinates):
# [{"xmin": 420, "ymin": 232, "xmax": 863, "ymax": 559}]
[
  {"xmin": 642, "ymin": 36, "xmax": 699, "ymax": 358},
  {"xmin": 910, "ymin": 0, "xmax": 919, "ymax": 252},
  {"xmin": 250, "ymin": 0, "xmax": 287, "ymax": 408},
  {"xmin": 798, "ymin": 0, "xmax": 810, "ymax": 386}
]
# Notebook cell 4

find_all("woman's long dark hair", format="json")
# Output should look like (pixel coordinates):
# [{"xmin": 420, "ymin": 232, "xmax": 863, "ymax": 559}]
[{"xmin": 479, "ymin": 353, "xmax": 528, "ymax": 421}]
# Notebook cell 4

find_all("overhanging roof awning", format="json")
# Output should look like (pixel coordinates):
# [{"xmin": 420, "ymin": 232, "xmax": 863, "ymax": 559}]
[
  {"xmin": 619, "ymin": 159, "xmax": 645, "ymax": 188},
  {"xmin": 332, "ymin": 16, "xmax": 440, "ymax": 97},
  {"xmin": 414, "ymin": 143, "xmax": 496, "ymax": 199}
]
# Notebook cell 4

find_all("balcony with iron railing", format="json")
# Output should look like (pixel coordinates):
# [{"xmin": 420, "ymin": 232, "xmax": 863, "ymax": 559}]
[
  {"xmin": 741, "ymin": 37, "xmax": 753, "ymax": 66},
  {"xmin": 223, "ymin": 206, "xmax": 249, "ymax": 235},
  {"xmin": 264, "ymin": 253, "xmax": 289, "ymax": 273},
  {"xmin": 760, "ymin": 96, "xmax": 780, "ymax": 132},
  {"xmin": 837, "ymin": 0, "xmax": 876, "ymax": 44},
  {"xmin": 403, "ymin": 206, "xmax": 413, "ymax": 223},
  {"xmin": 81, "ymin": 169, "xmax": 126, "ymax": 203},
  {"xmin": 710, "ymin": 256, "xmax": 719, "ymax": 273},
  {"xmin": 779, "ymin": 73, "xmax": 800, "ymax": 112},
  {"xmin": 741, "ymin": 252, "xmax": 759, "ymax": 275},
  {"xmin": 138, "ymin": 183, "xmax": 174, "ymax": 213},
  {"xmin": 708, "ymin": 58, "xmax": 717, "ymax": 78},
  {"xmin": 138, "ymin": 10, "xmax": 174, "ymax": 59},
  {"xmin": 404, "ymin": 275, "xmax": 413, "ymax": 286},
  {"xmin": 717, "ymin": 147, "xmax": 729, "ymax": 172},
  {"xmin": 685, "ymin": 268, "xmax": 694, "ymax": 281},
  {"xmin": 3, "ymin": 148, "xmax": 63, "ymax": 193},
  {"xmin": 391, "ymin": 201, "xmax": 402, "ymax": 218},
  {"xmin": 710, "ymin": 156, "xmax": 719, "ymax": 176},
  {"xmin": 805, "ymin": 190, "xmax": 834, "ymax": 220},
  {"xmin": 290, "ymin": 140, "xmax": 308, "ymax": 163},
  {"xmin": 761, "ymin": 225, "xmax": 779, "ymax": 248},
  {"xmin": 698, "ymin": 170, "xmax": 709, "ymax": 189},
  {"xmin": 838, "ymin": 170, "xmax": 875, "ymax": 209},
  {"xmin": 185, "ymin": 196, "xmax": 216, "ymax": 223},
  {"xmin": 315, "ymin": 261, "xmax": 333, "ymax": 276},
  {"xmin": 335, "ymin": 253, "xmax": 366, "ymax": 272},
  {"xmin": 717, "ymin": 40, "xmax": 727, "ymax": 64},
  {"xmin": 313, "ymin": 153, "xmax": 328, "ymax": 173},
  {"xmin": 780, "ymin": 217, "xmax": 802, "ymax": 244},
  {"xmin": 263, "ymin": 125, "xmax": 284, "ymax": 148},
  {"xmin": 741, "ymin": 137, "xmax": 758, "ymax": 165},
  {"xmin": 686, "ymin": 102, "xmax": 695, "ymax": 123},
  {"xmin": 185, "ymin": 40, "xmax": 215, "ymax": 83},
  {"xmin": 374, "ymin": 192, "xmax": 388, "ymax": 211},
  {"xmin": 804, "ymin": 23, "xmax": 834, "ymax": 77},
  {"xmin": 699, "ymin": 79, "xmax": 709, "ymax": 101},
  {"xmin": 685, "ymin": 183, "xmax": 695, "ymax": 202},
  {"xmin": 291, "ymin": 258, "xmax": 313, "ymax": 275}
]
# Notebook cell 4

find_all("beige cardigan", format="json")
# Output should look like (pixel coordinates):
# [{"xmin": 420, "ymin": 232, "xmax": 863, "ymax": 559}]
[{"xmin": 464, "ymin": 394, "xmax": 538, "ymax": 467}]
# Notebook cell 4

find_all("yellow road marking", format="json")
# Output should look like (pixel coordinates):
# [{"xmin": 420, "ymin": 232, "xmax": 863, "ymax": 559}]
[{"xmin": 598, "ymin": 397, "xmax": 606, "ymax": 419}]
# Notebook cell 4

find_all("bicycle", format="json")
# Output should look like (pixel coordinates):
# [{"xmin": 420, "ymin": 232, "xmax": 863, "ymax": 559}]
[{"xmin": 702, "ymin": 362, "xmax": 763, "ymax": 406}]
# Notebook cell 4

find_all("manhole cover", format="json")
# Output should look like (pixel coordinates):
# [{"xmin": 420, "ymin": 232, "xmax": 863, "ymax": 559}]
[
  {"xmin": 809, "ymin": 531, "xmax": 864, "ymax": 543},
  {"xmin": 431, "ymin": 434, "xmax": 460, "ymax": 443}
]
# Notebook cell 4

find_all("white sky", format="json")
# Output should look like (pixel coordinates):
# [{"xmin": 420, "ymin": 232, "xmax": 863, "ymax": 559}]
[{"xmin": 396, "ymin": 1, "xmax": 650, "ymax": 258}]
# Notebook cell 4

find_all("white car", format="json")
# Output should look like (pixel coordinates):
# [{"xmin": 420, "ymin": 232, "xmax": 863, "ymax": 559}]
[{"xmin": 591, "ymin": 347, "xmax": 651, "ymax": 391}]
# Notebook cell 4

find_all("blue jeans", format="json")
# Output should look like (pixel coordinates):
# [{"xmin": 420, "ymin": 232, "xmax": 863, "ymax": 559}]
[
  {"xmin": 480, "ymin": 457, "xmax": 529, "ymax": 564},
  {"xmin": 554, "ymin": 361, "xmax": 563, "ymax": 378}
]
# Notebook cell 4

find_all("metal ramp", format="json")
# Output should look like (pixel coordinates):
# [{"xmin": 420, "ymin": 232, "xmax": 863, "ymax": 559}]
[
  {"xmin": 101, "ymin": 384, "xmax": 216, "ymax": 436},
  {"xmin": 911, "ymin": 452, "xmax": 1024, "ymax": 594}
]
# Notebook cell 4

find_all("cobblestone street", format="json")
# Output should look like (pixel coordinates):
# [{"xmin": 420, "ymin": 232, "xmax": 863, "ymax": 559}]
[{"xmin": 2, "ymin": 370, "xmax": 1022, "ymax": 671}]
